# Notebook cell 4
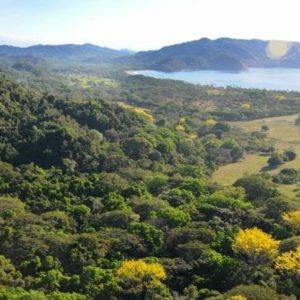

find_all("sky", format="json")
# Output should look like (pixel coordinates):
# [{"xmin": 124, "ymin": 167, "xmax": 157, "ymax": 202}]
[{"xmin": 0, "ymin": 0, "xmax": 299, "ymax": 51}]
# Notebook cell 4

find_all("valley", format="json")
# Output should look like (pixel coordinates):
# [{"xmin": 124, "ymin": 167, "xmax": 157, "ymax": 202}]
[
  {"xmin": 1, "ymin": 37, "xmax": 300, "ymax": 299},
  {"xmin": 3, "ymin": 0, "xmax": 300, "ymax": 297}
]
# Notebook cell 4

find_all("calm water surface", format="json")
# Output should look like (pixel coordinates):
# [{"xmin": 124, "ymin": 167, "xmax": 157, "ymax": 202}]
[{"xmin": 130, "ymin": 68, "xmax": 300, "ymax": 91}]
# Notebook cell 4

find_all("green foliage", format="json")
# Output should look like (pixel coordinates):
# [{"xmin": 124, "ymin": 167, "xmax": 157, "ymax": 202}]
[
  {"xmin": 0, "ymin": 256, "xmax": 23, "ymax": 287},
  {"xmin": 80, "ymin": 266, "xmax": 120, "ymax": 298},
  {"xmin": 267, "ymin": 150, "xmax": 296, "ymax": 169},
  {"xmin": 162, "ymin": 188, "xmax": 195, "ymax": 207},
  {"xmin": 268, "ymin": 152, "xmax": 286, "ymax": 169},
  {"xmin": 179, "ymin": 178, "xmax": 206, "ymax": 197},
  {"xmin": 102, "ymin": 192, "xmax": 128, "ymax": 211},
  {"xmin": 97, "ymin": 210, "xmax": 140, "ymax": 229},
  {"xmin": 209, "ymin": 284, "xmax": 294, "ymax": 300},
  {"xmin": 154, "ymin": 207, "xmax": 191, "ymax": 227},
  {"xmin": 234, "ymin": 175, "xmax": 279, "ymax": 203},
  {"xmin": 146, "ymin": 174, "xmax": 169, "ymax": 195},
  {"xmin": 1, "ymin": 62, "xmax": 300, "ymax": 299},
  {"xmin": 273, "ymin": 168, "xmax": 299, "ymax": 184},
  {"xmin": 0, "ymin": 287, "xmax": 87, "ymax": 300},
  {"xmin": 129, "ymin": 222, "xmax": 164, "ymax": 253},
  {"xmin": 123, "ymin": 137, "xmax": 153, "ymax": 159}
]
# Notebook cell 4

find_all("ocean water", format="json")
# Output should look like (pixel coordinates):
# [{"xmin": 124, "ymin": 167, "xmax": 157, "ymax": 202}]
[{"xmin": 129, "ymin": 68, "xmax": 300, "ymax": 91}]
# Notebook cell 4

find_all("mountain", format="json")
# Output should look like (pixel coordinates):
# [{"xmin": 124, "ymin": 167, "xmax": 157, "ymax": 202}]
[
  {"xmin": 0, "ymin": 43, "xmax": 131, "ymax": 63},
  {"xmin": 3, "ymin": 38, "xmax": 300, "ymax": 71},
  {"xmin": 124, "ymin": 38, "xmax": 300, "ymax": 72}
]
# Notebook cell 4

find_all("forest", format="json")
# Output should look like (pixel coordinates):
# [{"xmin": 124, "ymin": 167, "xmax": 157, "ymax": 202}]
[{"xmin": 1, "ymin": 54, "xmax": 300, "ymax": 300}]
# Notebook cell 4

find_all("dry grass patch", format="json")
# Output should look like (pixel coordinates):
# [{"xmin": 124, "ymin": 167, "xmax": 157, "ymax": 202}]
[{"xmin": 212, "ymin": 114, "xmax": 300, "ymax": 198}]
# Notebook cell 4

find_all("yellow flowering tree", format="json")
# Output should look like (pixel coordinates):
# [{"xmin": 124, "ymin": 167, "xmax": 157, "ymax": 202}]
[
  {"xmin": 274, "ymin": 246, "xmax": 300, "ymax": 277},
  {"xmin": 205, "ymin": 118, "xmax": 217, "ymax": 126},
  {"xmin": 232, "ymin": 227, "xmax": 279, "ymax": 263},
  {"xmin": 175, "ymin": 117, "xmax": 187, "ymax": 132},
  {"xmin": 179, "ymin": 117, "xmax": 186, "ymax": 124},
  {"xmin": 241, "ymin": 103, "xmax": 251, "ymax": 110},
  {"xmin": 282, "ymin": 211, "xmax": 300, "ymax": 232},
  {"xmin": 275, "ymin": 95, "xmax": 286, "ymax": 101},
  {"xmin": 175, "ymin": 124, "xmax": 185, "ymax": 132},
  {"xmin": 227, "ymin": 296, "xmax": 247, "ymax": 300},
  {"xmin": 116, "ymin": 259, "xmax": 167, "ymax": 297},
  {"xmin": 119, "ymin": 102, "xmax": 154, "ymax": 122},
  {"xmin": 131, "ymin": 107, "xmax": 154, "ymax": 123}
]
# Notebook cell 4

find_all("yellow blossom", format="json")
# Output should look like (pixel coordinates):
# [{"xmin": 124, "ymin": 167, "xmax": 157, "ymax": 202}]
[
  {"xmin": 205, "ymin": 119, "xmax": 217, "ymax": 126},
  {"xmin": 179, "ymin": 117, "xmax": 186, "ymax": 124},
  {"xmin": 227, "ymin": 296, "xmax": 247, "ymax": 300},
  {"xmin": 275, "ymin": 95, "xmax": 286, "ymax": 101},
  {"xmin": 175, "ymin": 124, "xmax": 185, "ymax": 132},
  {"xmin": 131, "ymin": 107, "xmax": 154, "ymax": 122},
  {"xmin": 275, "ymin": 246, "xmax": 300, "ymax": 277},
  {"xmin": 282, "ymin": 211, "xmax": 300, "ymax": 230},
  {"xmin": 241, "ymin": 103, "xmax": 251, "ymax": 110},
  {"xmin": 189, "ymin": 134, "xmax": 197, "ymax": 140},
  {"xmin": 233, "ymin": 227, "xmax": 279, "ymax": 259},
  {"xmin": 117, "ymin": 259, "xmax": 166, "ymax": 289},
  {"xmin": 118, "ymin": 102, "xmax": 154, "ymax": 122}
]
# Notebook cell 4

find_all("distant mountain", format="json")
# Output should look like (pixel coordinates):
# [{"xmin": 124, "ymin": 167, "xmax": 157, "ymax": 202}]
[
  {"xmin": 123, "ymin": 38, "xmax": 300, "ymax": 72},
  {"xmin": 3, "ymin": 39, "xmax": 300, "ymax": 72},
  {"xmin": 0, "ymin": 43, "xmax": 131, "ymax": 63}
]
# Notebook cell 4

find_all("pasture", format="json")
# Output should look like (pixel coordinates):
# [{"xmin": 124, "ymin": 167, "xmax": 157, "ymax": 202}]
[
  {"xmin": 66, "ymin": 74, "xmax": 119, "ymax": 89},
  {"xmin": 212, "ymin": 114, "xmax": 300, "ymax": 198}
]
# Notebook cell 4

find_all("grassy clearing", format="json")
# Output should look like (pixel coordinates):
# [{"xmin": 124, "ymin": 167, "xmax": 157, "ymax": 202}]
[
  {"xmin": 66, "ymin": 74, "xmax": 119, "ymax": 88},
  {"xmin": 212, "ymin": 154, "xmax": 269, "ymax": 186},
  {"xmin": 212, "ymin": 114, "xmax": 300, "ymax": 198},
  {"xmin": 277, "ymin": 183, "xmax": 300, "ymax": 198},
  {"xmin": 206, "ymin": 89, "xmax": 225, "ymax": 96},
  {"xmin": 235, "ymin": 114, "xmax": 300, "ymax": 173}
]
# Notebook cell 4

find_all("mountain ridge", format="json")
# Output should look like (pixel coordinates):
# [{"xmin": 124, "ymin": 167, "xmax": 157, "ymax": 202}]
[
  {"xmin": 123, "ymin": 37, "xmax": 300, "ymax": 71},
  {"xmin": 0, "ymin": 43, "xmax": 132, "ymax": 63},
  {"xmin": 2, "ymin": 38, "xmax": 300, "ymax": 71}
]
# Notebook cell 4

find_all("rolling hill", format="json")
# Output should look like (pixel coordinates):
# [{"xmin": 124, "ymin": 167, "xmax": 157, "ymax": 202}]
[{"xmin": 0, "ymin": 43, "xmax": 131, "ymax": 63}]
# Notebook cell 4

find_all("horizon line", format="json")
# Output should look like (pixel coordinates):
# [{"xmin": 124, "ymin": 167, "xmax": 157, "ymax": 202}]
[{"xmin": 0, "ymin": 36, "xmax": 299, "ymax": 53}]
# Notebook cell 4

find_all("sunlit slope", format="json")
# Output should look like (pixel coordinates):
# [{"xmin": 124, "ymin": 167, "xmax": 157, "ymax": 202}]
[{"xmin": 212, "ymin": 114, "xmax": 300, "ymax": 197}]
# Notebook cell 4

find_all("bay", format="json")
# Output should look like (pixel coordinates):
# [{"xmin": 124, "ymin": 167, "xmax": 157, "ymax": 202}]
[{"xmin": 129, "ymin": 68, "xmax": 300, "ymax": 91}]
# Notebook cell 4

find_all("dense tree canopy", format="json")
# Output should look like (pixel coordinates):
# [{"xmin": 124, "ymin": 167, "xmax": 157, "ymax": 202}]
[{"xmin": 1, "ymin": 58, "xmax": 300, "ymax": 299}]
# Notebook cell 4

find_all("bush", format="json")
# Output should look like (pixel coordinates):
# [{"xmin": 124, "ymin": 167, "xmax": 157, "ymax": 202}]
[
  {"xmin": 268, "ymin": 153, "xmax": 285, "ymax": 169},
  {"xmin": 283, "ymin": 150, "xmax": 297, "ymax": 162},
  {"xmin": 234, "ymin": 175, "xmax": 279, "ymax": 203},
  {"xmin": 273, "ymin": 168, "xmax": 298, "ymax": 184},
  {"xmin": 223, "ymin": 284, "xmax": 286, "ymax": 300}
]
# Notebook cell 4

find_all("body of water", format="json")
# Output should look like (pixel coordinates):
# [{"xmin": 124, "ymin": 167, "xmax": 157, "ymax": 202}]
[{"xmin": 128, "ymin": 68, "xmax": 300, "ymax": 91}]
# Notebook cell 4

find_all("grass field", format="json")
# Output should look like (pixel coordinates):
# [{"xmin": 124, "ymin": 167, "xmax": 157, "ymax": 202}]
[
  {"xmin": 212, "ymin": 114, "xmax": 300, "ymax": 198},
  {"xmin": 66, "ymin": 74, "xmax": 119, "ymax": 89},
  {"xmin": 212, "ymin": 154, "xmax": 269, "ymax": 186}
]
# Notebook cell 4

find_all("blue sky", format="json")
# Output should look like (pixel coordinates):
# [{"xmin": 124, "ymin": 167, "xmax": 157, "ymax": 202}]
[{"xmin": 0, "ymin": 0, "xmax": 299, "ymax": 50}]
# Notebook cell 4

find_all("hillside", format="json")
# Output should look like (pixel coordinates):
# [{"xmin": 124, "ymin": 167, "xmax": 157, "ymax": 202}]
[
  {"xmin": 2, "ymin": 54, "xmax": 300, "ymax": 298},
  {"xmin": 0, "ymin": 43, "xmax": 131, "ymax": 63},
  {"xmin": 125, "ymin": 38, "xmax": 300, "ymax": 71}
]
